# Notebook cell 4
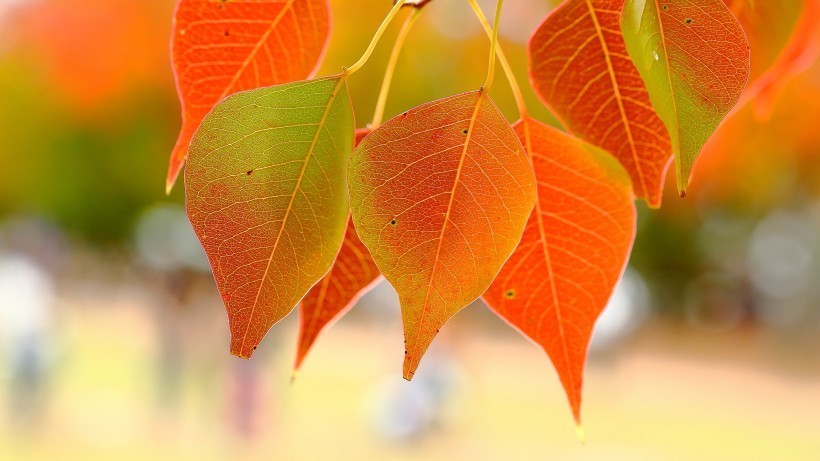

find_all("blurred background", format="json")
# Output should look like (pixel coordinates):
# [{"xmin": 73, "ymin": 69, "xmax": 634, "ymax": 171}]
[{"xmin": 1, "ymin": 0, "xmax": 819, "ymax": 459}]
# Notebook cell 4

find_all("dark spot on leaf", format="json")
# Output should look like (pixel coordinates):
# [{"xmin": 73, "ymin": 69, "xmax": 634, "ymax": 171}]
[
  {"xmin": 390, "ymin": 219, "xmax": 397, "ymax": 226},
  {"xmin": 504, "ymin": 289, "xmax": 516, "ymax": 300},
  {"xmin": 246, "ymin": 169, "xmax": 254, "ymax": 176},
  {"xmin": 662, "ymin": 4, "xmax": 668, "ymax": 11},
  {"xmin": 685, "ymin": 18, "xmax": 693, "ymax": 25},
  {"xmin": 462, "ymin": 129, "xmax": 469, "ymax": 135},
  {"xmin": 224, "ymin": 29, "xmax": 230, "ymax": 36}
]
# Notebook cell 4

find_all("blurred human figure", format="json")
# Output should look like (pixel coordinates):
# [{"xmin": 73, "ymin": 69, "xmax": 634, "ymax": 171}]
[
  {"xmin": 0, "ymin": 254, "xmax": 56, "ymax": 429},
  {"xmin": 0, "ymin": 216, "xmax": 64, "ymax": 431}
]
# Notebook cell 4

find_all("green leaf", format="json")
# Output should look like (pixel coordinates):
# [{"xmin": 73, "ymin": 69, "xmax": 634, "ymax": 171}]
[
  {"xmin": 185, "ymin": 75, "xmax": 355, "ymax": 359},
  {"xmin": 621, "ymin": 0, "xmax": 750, "ymax": 194}
]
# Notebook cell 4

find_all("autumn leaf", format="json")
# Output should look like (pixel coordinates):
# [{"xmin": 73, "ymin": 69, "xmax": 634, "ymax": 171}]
[
  {"xmin": 483, "ymin": 116, "xmax": 636, "ymax": 428},
  {"xmin": 736, "ymin": 0, "xmax": 820, "ymax": 121},
  {"xmin": 185, "ymin": 75, "xmax": 354, "ymax": 359},
  {"xmin": 528, "ymin": 0, "xmax": 673, "ymax": 207},
  {"xmin": 348, "ymin": 91, "xmax": 537, "ymax": 380},
  {"xmin": 724, "ymin": 0, "xmax": 803, "ymax": 83},
  {"xmin": 621, "ymin": 0, "xmax": 751, "ymax": 195},
  {"xmin": 169, "ymin": 0, "xmax": 331, "ymax": 192},
  {"xmin": 294, "ymin": 129, "xmax": 381, "ymax": 372}
]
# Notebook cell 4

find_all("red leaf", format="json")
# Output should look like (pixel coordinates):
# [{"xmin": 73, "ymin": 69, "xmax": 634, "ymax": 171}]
[
  {"xmin": 348, "ymin": 91, "xmax": 537, "ymax": 380},
  {"xmin": 483, "ymin": 117, "xmax": 636, "ymax": 426},
  {"xmin": 168, "ymin": 0, "xmax": 331, "ymax": 191},
  {"xmin": 528, "ymin": 0, "xmax": 672, "ymax": 207},
  {"xmin": 294, "ymin": 129, "xmax": 382, "ymax": 372}
]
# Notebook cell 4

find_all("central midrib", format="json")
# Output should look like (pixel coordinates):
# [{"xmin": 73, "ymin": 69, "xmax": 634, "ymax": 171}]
[
  {"xmin": 238, "ymin": 76, "xmax": 346, "ymax": 356},
  {"xmin": 584, "ymin": 0, "xmax": 649, "ymax": 198},
  {"xmin": 219, "ymin": 0, "xmax": 297, "ymax": 100},
  {"xmin": 406, "ymin": 93, "xmax": 485, "ymax": 378}
]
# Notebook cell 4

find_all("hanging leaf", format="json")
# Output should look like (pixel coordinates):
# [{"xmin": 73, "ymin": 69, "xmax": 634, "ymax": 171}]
[
  {"xmin": 483, "ymin": 116, "xmax": 636, "ymax": 426},
  {"xmin": 621, "ymin": 0, "xmax": 751, "ymax": 194},
  {"xmin": 349, "ymin": 91, "xmax": 537, "ymax": 379},
  {"xmin": 295, "ymin": 129, "xmax": 381, "ymax": 372},
  {"xmin": 185, "ymin": 75, "xmax": 354, "ymax": 359},
  {"xmin": 169, "ymin": 0, "xmax": 331, "ymax": 191},
  {"xmin": 736, "ymin": 0, "xmax": 820, "ymax": 121},
  {"xmin": 528, "ymin": 0, "xmax": 673, "ymax": 207},
  {"xmin": 724, "ymin": 0, "xmax": 803, "ymax": 83}
]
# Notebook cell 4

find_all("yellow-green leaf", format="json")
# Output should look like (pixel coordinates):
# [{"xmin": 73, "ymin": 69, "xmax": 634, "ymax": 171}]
[
  {"xmin": 185, "ymin": 75, "xmax": 354, "ymax": 358},
  {"xmin": 621, "ymin": 0, "xmax": 751, "ymax": 194}
]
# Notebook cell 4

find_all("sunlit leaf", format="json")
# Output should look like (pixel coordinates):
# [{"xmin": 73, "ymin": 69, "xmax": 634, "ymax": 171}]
[
  {"xmin": 169, "ymin": 0, "xmax": 331, "ymax": 191},
  {"xmin": 528, "ymin": 0, "xmax": 673, "ymax": 207},
  {"xmin": 483, "ymin": 116, "xmax": 636, "ymax": 426},
  {"xmin": 185, "ymin": 75, "xmax": 354, "ymax": 358},
  {"xmin": 349, "ymin": 91, "xmax": 537, "ymax": 379},
  {"xmin": 724, "ymin": 0, "xmax": 803, "ymax": 83},
  {"xmin": 295, "ymin": 129, "xmax": 381, "ymax": 372},
  {"xmin": 621, "ymin": 0, "xmax": 750, "ymax": 194},
  {"xmin": 736, "ymin": 0, "xmax": 820, "ymax": 121}
]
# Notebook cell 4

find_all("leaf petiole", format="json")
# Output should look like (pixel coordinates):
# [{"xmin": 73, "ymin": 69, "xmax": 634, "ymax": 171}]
[
  {"xmin": 345, "ymin": 0, "xmax": 409, "ymax": 77},
  {"xmin": 371, "ymin": 7, "xmax": 423, "ymax": 128},
  {"xmin": 468, "ymin": 0, "xmax": 527, "ymax": 118},
  {"xmin": 482, "ymin": 0, "xmax": 504, "ymax": 91}
]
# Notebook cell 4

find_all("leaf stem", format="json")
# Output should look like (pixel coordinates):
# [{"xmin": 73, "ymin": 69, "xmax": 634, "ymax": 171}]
[
  {"xmin": 371, "ymin": 8, "xmax": 422, "ymax": 128},
  {"xmin": 482, "ymin": 0, "xmax": 504, "ymax": 91},
  {"xmin": 345, "ymin": 0, "xmax": 408, "ymax": 76},
  {"xmin": 468, "ymin": 0, "xmax": 527, "ymax": 117}
]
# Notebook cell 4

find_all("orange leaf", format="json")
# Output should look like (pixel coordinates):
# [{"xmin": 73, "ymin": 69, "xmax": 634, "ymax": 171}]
[
  {"xmin": 295, "ymin": 129, "xmax": 382, "ymax": 372},
  {"xmin": 483, "ymin": 117, "xmax": 636, "ymax": 426},
  {"xmin": 168, "ymin": 0, "xmax": 331, "ymax": 191},
  {"xmin": 736, "ymin": 0, "xmax": 820, "ymax": 121},
  {"xmin": 349, "ymin": 91, "xmax": 537, "ymax": 380},
  {"xmin": 528, "ymin": 0, "xmax": 672, "ymax": 207}
]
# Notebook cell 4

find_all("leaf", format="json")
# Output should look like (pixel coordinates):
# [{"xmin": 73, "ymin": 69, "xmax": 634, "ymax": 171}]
[
  {"xmin": 724, "ymin": 0, "xmax": 804, "ymax": 83},
  {"xmin": 169, "ymin": 0, "xmax": 331, "ymax": 191},
  {"xmin": 348, "ymin": 91, "xmax": 537, "ymax": 379},
  {"xmin": 294, "ymin": 129, "xmax": 381, "ymax": 372},
  {"xmin": 528, "ymin": 0, "xmax": 673, "ymax": 207},
  {"xmin": 483, "ymin": 116, "xmax": 636, "ymax": 426},
  {"xmin": 185, "ymin": 75, "xmax": 354, "ymax": 359},
  {"xmin": 621, "ymin": 0, "xmax": 751, "ymax": 194},
  {"xmin": 736, "ymin": 0, "xmax": 820, "ymax": 121}
]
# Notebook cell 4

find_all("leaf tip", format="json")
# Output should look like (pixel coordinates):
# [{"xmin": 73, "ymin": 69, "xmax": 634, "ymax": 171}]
[
  {"xmin": 402, "ymin": 353, "xmax": 418, "ymax": 381},
  {"xmin": 575, "ymin": 423, "xmax": 586, "ymax": 445},
  {"xmin": 230, "ymin": 342, "xmax": 257, "ymax": 360},
  {"xmin": 166, "ymin": 161, "xmax": 182, "ymax": 195}
]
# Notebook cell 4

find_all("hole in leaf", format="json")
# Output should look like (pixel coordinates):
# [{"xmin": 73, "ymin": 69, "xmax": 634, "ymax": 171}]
[
  {"xmin": 462, "ymin": 129, "xmax": 469, "ymax": 135},
  {"xmin": 390, "ymin": 219, "xmax": 397, "ymax": 226}
]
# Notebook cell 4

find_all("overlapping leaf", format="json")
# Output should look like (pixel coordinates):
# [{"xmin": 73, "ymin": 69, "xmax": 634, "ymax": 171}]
[
  {"xmin": 186, "ymin": 76, "xmax": 354, "ymax": 358},
  {"xmin": 735, "ymin": 0, "xmax": 820, "ymax": 121},
  {"xmin": 169, "ymin": 0, "xmax": 331, "ymax": 191},
  {"xmin": 295, "ymin": 129, "xmax": 381, "ymax": 372},
  {"xmin": 483, "ymin": 116, "xmax": 636, "ymax": 426},
  {"xmin": 528, "ymin": 0, "xmax": 672, "ymax": 207},
  {"xmin": 349, "ymin": 91, "xmax": 537, "ymax": 379},
  {"xmin": 621, "ymin": 0, "xmax": 750, "ymax": 194}
]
